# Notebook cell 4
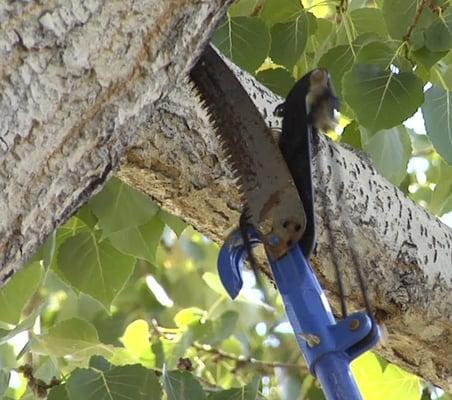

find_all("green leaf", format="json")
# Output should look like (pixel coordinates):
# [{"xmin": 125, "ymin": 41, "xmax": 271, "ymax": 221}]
[
  {"xmin": 157, "ymin": 209, "xmax": 186, "ymax": 236},
  {"xmin": 256, "ymin": 68, "xmax": 295, "ymax": 97},
  {"xmin": 269, "ymin": 12, "xmax": 313, "ymax": 69},
  {"xmin": 57, "ymin": 232, "xmax": 136, "ymax": 309},
  {"xmin": 0, "ymin": 344, "xmax": 17, "ymax": 369},
  {"xmin": 207, "ymin": 376, "xmax": 260, "ymax": 400},
  {"xmin": 260, "ymin": 0, "xmax": 304, "ymax": 26},
  {"xmin": 425, "ymin": 8, "xmax": 452, "ymax": 52},
  {"xmin": 77, "ymin": 205, "xmax": 98, "ymax": 229},
  {"xmin": 362, "ymin": 126, "xmax": 412, "ymax": 185},
  {"xmin": 108, "ymin": 217, "xmax": 164, "ymax": 264},
  {"xmin": 318, "ymin": 44, "xmax": 355, "ymax": 100},
  {"xmin": 382, "ymin": 0, "xmax": 434, "ymax": 40},
  {"xmin": 429, "ymin": 161, "xmax": 452, "ymax": 215},
  {"xmin": 212, "ymin": 16, "xmax": 270, "ymax": 73},
  {"xmin": 0, "ymin": 262, "xmax": 43, "ymax": 325},
  {"xmin": 350, "ymin": 8, "xmax": 388, "ymax": 37},
  {"xmin": 413, "ymin": 46, "xmax": 447, "ymax": 69},
  {"xmin": 163, "ymin": 329, "xmax": 195, "ymax": 369},
  {"xmin": 163, "ymin": 370, "xmax": 206, "ymax": 400},
  {"xmin": 191, "ymin": 310, "xmax": 239, "ymax": 345},
  {"xmin": 0, "ymin": 369, "xmax": 9, "ymax": 397},
  {"xmin": 31, "ymin": 318, "xmax": 115, "ymax": 364},
  {"xmin": 422, "ymin": 85, "xmax": 452, "ymax": 164},
  {"xmin": 228, "ymin": 0, "xmax": 263, "ymax": 17},
  {"xmin": 47, "ymin": 384, "xmax": 70, "ymax": 400},
  {"xmin": 341, "ymin": 121, "xmax": 362, "ymax": 150},
  {"xmin": 0, "ymin": 303, "xmax": 46, "ymax": 345},
  {"xmin": 343, "ymin": 64, "xmax": 424, "ymax": 132},
  {"xmin": 89, "ymin": 177, "xmax": 158, "ymax": 238},
  {"xmin": 66, "ymin": 365, "xmax": 162, "ymax": 400},
  {"xmin": 356, "ymin": 41, "xmax": 396, "ymax": 67}
]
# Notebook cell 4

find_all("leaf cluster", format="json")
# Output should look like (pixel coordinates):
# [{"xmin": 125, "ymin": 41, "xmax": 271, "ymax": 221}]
[{"xmin": 213, "ymin": 0, "xmax": 452, "ymax": 218}]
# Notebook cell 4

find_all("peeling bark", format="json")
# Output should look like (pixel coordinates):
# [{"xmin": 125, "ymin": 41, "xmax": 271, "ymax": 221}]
[
  {"xmin": 0, "ymin": 0, "xmax": 232, "ymax": 280},
  {"xmin": 0, "ymin": 0, "xmax": 451, "ymax": 391},
  {"xmin": 119, "ymin": 66, "xmax": 452, "ymax": 390}
]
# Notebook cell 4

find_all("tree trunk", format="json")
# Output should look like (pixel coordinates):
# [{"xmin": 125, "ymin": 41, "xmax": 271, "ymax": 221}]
[
  {"xmin": 0, "ymin": 0, "xmax": 451, "ymax": 391},
  {"xmin": 0, "ymin": 0, "xmax": 232, "ymax": 280}
]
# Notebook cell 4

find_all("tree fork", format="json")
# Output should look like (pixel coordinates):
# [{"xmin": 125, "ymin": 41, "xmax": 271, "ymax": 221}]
[{"xmin": 0, "ymin": 0, "xmax": 451, "ymax": 391}]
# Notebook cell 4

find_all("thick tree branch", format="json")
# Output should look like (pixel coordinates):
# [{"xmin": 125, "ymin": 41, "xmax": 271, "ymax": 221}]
[
  {"xmin": 0, "ymin": 0, "xmax": 232, "ymax": 280},
  {"xmin": 119, "ymin": 64, "xmax": 452, "ymax": 390}
]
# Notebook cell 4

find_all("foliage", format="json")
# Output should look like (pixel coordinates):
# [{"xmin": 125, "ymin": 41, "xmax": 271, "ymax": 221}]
[
  {"xmin": 213, "ymin": 0, "xmax": 452, "ymax": 219},
  {"xmin": 1, "ymin": 0, "xmax": 451, "ymax": 399},
  {"xmin": 0, "ymin": 177, "xmax": 441, "ymax": 399}
]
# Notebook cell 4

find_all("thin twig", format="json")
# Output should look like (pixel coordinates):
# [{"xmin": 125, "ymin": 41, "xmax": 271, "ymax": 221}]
[
  {"xmin": 193, "ymin": 342, "xmax": 307, "ymax": 373},
  {"xmin": 403, "ymin": 0, "xmax": 427, "ymax": 43}
]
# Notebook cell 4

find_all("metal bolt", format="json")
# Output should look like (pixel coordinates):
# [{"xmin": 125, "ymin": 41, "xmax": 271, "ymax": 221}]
[
  {"xmin": 299, "ymin": 333, "xmax": 321, "ymax": 347},
  {"xmin": 349, "ymin": 319, "xmax": 361, "ymax": 331}
]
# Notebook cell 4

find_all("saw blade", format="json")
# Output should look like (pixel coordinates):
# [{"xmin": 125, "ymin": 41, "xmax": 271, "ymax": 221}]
[{"xmin": 190, "ymin": 45, "xmax": 306, "ymax": 259}]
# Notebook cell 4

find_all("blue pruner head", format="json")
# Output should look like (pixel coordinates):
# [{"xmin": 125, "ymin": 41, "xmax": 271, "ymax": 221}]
[{"xmin": 217, "ymin": 227, "xmax": 261, "ymax": 299}]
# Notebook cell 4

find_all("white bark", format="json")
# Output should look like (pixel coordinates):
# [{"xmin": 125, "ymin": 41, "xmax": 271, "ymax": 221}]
[
  {"xmin": 119, "ymin": 66, "xmax": 452, "ymax": 390},
  {"xmin": 0, "ymin": 0, "xmax": 451, "ymax": 391},
  {"xmin": 0, "ymin": 0, "xmax": 232, "ymax": 280}
]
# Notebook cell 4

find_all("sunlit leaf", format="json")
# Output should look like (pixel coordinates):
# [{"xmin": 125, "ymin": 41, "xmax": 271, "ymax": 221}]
[
  {"xmin": 57, "ymin": 232, "xmax": 136, "ymax": 309},
  {"xmin": 31, "ymin": 318, "xmax": 115, "ymax": 364},
  {"xmin": 212, "ymin": 16, "xmax": 270, "ymax": 73},
  {"xmin": 66, "ymin": 364, "xmax": 162, "ymax": 400},
  {"xmin": 422, "ymin": 85, "xmax": 452, "ymax": 164},
  {"xmin": 0, "ymin": 262, "xmax": 43, "ymax": 325},
  {"xmin": 174, "ymin": 307, "xmax": 206, "ymax": 328},
  {"xmin": 163, "ymin": 369, "xmax": 206, "ymax": 400},
  {"xmin": 120, "ymin": 320, "xmax": 150, "ymax": 358},
  {"xmin": 353, "ymin": 352, "xmax": 421, "ymax": 400},
  {"xmin": 343, "ymin": 64, "xmax": 424, "ymax": 132},
  {"xmin": 89, "ymin": 177, "xmax": 159, "ymax": 238}
]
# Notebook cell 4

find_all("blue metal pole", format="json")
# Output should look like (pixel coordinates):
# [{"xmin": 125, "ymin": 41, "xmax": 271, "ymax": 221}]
[
  {"xmin": 218, "ymin": 230, "xmax": 380, "ymax": 400},
  {"xmin": 315, "ymin": 353, "xmax": 362, "ymax": 400}
]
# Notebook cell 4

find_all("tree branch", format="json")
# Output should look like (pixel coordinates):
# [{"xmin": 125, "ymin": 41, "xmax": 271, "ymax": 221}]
[{"xmin": 118, "ymin": 61, "xmax": 452, "ymax": 390}]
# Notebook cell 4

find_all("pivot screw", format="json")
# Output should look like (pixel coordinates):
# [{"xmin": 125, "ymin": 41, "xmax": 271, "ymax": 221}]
[{"xmin": 349, "ymin": 319, "xmax": 361, "ymax": 331}]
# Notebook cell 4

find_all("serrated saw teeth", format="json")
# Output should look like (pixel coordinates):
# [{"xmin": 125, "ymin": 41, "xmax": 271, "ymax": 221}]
[{"xmin": 190, "ymin": 45, "xmax": 307, "ymax": 260}]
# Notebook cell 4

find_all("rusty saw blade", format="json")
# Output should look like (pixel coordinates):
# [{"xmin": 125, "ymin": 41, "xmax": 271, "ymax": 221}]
[{"xmin": 190, "ymin": 45, "xmax": 306, "ymax": 259}]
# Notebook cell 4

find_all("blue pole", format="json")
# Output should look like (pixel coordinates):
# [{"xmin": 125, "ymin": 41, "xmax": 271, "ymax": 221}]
[
  {"xmin": 218, "ymin": 230, "xmax": 380, "ymax": 400},
  {"xmin": 315, "ymin": 353, "xmax": 362, "ymax": 400}
]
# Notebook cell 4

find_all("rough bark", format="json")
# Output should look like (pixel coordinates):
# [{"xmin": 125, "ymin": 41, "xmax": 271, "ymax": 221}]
[
  {"xmin": 0, "ymin": 0, "xmax": 232, "ymax": 280},
  {"xmin": 0, "ymin": 0, "xmax": 451, "ymax": 391},
  {"xmin": 119, "ymin": 66, "xmax": 452, "ymax": 390}
]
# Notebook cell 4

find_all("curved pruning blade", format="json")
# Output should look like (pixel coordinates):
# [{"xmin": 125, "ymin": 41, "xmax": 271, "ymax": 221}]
[{"xmin": 190, "ymin": 45, "xmax": 306, "ymax": 259}]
